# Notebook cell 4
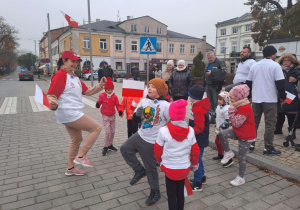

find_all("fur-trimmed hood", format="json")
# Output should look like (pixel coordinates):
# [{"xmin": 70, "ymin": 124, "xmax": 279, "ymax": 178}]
[{"xmin": 277, "ymin": 54, "xmax": 300, "ymax": 69}]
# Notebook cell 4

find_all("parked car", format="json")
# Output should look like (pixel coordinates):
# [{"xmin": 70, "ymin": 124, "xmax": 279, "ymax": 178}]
[
  {"xmin": 19, "ymin": 69, "xmax": 34, "ymax": 81},
  {"xmin": 83, "ymin": 72, "xmax": 98, "ymax": 80},
  {"xmin": 113, "ymin": 70, "xmax": 126, "ymax": 82}
]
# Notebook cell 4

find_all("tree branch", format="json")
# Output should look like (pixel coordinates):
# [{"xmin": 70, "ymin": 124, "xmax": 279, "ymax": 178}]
[{"xmin": 266, "ymin": 0, "xmax": 285, "ymax": 15}]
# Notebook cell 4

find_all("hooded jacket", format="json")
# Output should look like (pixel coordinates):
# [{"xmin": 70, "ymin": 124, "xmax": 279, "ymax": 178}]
[
  {"xmin": 154, "ymin": 121, "xmax": 200, "ymax": 180},
  {"xmin": 96, "ymin": 92, "xmax": 122, "ymax": 116},
  {"xmin": 168, "ymin": 68, "xmax": 194, "ymax": 97},
  {"xmin": 188, "ymin": 98, "xmax": 211, "ymax": 148},
  {"xmin": 277, "ymin": 54, "xmax": 300, "ymax": 113}
]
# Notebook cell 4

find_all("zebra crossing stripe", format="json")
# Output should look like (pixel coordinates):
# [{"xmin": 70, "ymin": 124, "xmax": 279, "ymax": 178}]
[
  {"xmin": 29, "ymin": 96, "xmax": 50, "ymax": 112},
  {"xmin": 0, "ymin": 97, "xmax": 17, "ymax": 115},
  {"xmin": 82, "ymin": 97, "xmax": 96, "ymax": 108}
]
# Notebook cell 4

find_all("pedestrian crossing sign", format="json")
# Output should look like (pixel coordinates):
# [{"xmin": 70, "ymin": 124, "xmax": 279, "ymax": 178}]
[{"xmin": 140, "ymin": 37, "xmax": 157, "ymax": 54}]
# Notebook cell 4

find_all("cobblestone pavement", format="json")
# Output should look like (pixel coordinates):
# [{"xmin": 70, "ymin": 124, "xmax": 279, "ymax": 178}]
[{"xmin": 0, "ymin": 73, "xmax": 299, "ymax": 210}]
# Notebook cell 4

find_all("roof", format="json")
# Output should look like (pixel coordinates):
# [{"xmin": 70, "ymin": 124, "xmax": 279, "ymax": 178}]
[
  {"xmin": 117, "ymin": 15, "xmax": 168, "ymax": 27},
  {"xmin": 78, "ymin": 20, "xmax": 125, "ymax": 33},
  {"xmin": 216, "ymin": 13, "xmax": 253, "ymax": 27},
  {"xmin": 268, "ymin": 37, "xmax": 300, "ymax": 44},
  {"xmin": 167, "ymin": 30, "xmax": 199, "ymax": 39}
]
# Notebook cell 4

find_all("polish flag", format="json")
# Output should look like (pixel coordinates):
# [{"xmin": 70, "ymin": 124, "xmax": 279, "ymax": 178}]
[
  {"xmin": 184, "ymin": 177, "xmax": 193, "ymax": 197},
  {"xmin": 285, "ymin": 91, "xmax": 296, "ymax": 104},
  {"xmin": 35, "ymin": 84, "xmax": 50, "ymax": 108},
  {"xmin": 122, "ymin": 80, "xmax": 145, "ymax": 98},
  {"xmin": 61, "ymin": 11, "xmax": 78, "ymax": 27}
]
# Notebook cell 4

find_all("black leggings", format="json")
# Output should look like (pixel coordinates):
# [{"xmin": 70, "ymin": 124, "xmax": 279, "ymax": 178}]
[{"xmin": 165, "ymin": 176, "xmax": 185, "ymax": 210}]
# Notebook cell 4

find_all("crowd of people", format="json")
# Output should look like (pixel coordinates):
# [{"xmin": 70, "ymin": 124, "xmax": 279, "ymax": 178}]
[{"xmin": 46, "ymin": 48, "xmax": 300, "ymax": 209}]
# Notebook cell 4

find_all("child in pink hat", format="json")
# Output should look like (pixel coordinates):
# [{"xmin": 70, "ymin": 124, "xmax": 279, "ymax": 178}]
[{"xmin": 154, "ymin": 99, "xmax": 199, "ymax": 210}]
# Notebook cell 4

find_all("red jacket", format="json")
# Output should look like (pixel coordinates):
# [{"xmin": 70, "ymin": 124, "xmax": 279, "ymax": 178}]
[
  {"xmin": 120, "ymin": 97, "xmax": 141, "ymax": 120},
  {"xmin": 96, "ymin": 92, "xmax": 122, "ymax": 116},
  {"xmin": 230, "ymin": 104, "xmax": 256, "ymax": 140}
]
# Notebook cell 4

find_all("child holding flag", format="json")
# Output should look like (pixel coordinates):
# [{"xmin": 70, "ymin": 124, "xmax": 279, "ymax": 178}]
[
  {"xmin": 47, "ymin": 50, "xmax": 106, "ymax": 176},
  {"xmin": 120, "ymin": 78, "xmax": 170, "ymax": 206},
  {"xmin": 96, "ymin": 77, "xmax": 123, "ymax": 156},
  {"xmin": 154, "ymin": 99, "xmax": 200, "ymax": 210}
]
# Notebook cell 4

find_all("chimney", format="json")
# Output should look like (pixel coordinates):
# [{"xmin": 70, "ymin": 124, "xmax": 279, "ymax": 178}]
[
  {"xmin": 96, "ymin": 19, "xmax": 100, "ymax": 22},
  {"xmin": 202, "ymin": 35, "xmax": 207, "ymax": 42},
  {"xmin": 127, "ymin": 16, "xmax": 131, "ymax": 20}
]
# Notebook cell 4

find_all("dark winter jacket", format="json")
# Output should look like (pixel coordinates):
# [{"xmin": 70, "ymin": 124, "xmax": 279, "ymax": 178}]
[
  {"xmin": 132, "ymin": 68, "xmax": 140, "ymax": 80},
  {"xmin": 203, "ymin": 57, "xmax": 227, "ymax": 91},
  {"xmin": 189, "ymin": 98, "xmax": 211, "ymax": 148},
  {"xmin": 168, "ymin": 68, "xmax": 194, "ymax": 98},
  {"xmin": 277, "ymin": 54, "xmax": 300, "ymax": 113},
  {"xmin": 102, "ymin": 66, "xmax": 113, "ymax": 78}
]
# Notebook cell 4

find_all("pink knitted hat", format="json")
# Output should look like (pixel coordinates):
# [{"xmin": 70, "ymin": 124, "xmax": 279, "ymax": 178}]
[
  {"xmin": 232, "ymin": 84, "xmax": 250, "ymax": 101},
  {"xmin": 169, "ymin": 99, "xmax": 188, "ymax": 121}
]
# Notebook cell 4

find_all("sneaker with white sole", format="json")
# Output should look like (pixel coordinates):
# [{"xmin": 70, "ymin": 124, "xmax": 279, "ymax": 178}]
[
  {"xmin": 230, "ymin": 176, "xmax": 245, "ymax": 186},
  {"xmin": 222, "ymin": 158, "xmax": 234, "ymax": 168},
  {"xmin": 65, "ymin": 167, "xmax": 86, "ymax": 176},
  {"xmin": 221, "ymin": 150, "xmax": 234, "ymax": 164},
  {"xmin": 73, "ymin": 155, "xmax": 95, "ymax": 167}
]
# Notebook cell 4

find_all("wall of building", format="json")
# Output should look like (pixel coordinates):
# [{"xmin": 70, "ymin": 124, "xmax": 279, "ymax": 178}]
[{"xmin": 78, "ymin": 33, "xmax": 111, "ymax": 57}]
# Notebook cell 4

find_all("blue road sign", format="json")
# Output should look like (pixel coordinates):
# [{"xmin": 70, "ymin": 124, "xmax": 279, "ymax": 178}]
[
  {"xmin": 45, "ymin": 58, "xmax": 50, "ymax": 63},
  {"xmin": 45, "ymin": 63, "xmax": 50, "ymax": 68},
  {"xmin": 140, "ymin": 37, "xmax": 157, "ymax": 54}
]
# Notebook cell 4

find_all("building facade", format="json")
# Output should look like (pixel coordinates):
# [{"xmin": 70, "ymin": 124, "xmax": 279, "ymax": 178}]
[
  {"xmin": 215, "ymin": 13, "xmax": 263, "ymax": 73},
  {"xmin": 40, "ymin": 16, "xmax": 214, "ymax": 73}
]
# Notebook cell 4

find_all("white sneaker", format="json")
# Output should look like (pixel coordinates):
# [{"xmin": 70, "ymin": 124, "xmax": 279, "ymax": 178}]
[
  {"xmin": 230, "ymin": 176, "xmax": 245, "ymax": 186},
  {"xmin": 221, "ymin": 150, "xmax": 234, "ymax": 164}
]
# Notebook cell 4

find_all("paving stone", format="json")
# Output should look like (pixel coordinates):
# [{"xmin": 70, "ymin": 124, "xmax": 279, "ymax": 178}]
[
  {"xmin": 257, "ymin": 184, "xmax": 281, "ymax": 195},
  {"xmin": 240, "ymin": 189, "xmax": 266, "ymax": 202},
  {"xmin": 0, "ymin": 183, "xmax": 17, "ymax": 192},
  {"xmin": 261, "ymin": 192, "xmax": 288, "ymax": 205},
  {"xmin": 184, "ymin": 199, "xmax": 207, "ymax": 210},
  {"xmin": 220, "ymin": 186, "xmax": 246, "ymax": 199},
  {"xmin": 49, "ymin": 204, "xmax": 72, "ymax": 210},
  {"xmin": 0, "ymin": 195, "xmax": 17, "ymax": 204},
  {"xmin": 70, "ymin": 195, "xmax": 101, "ymax": 210},
  {"xmin": 279, "ymin": 185, "xmax": 300, "ymax": 198},
  {"xmin": 110, "ymin": 201, "xmax": 141, "ymax": 210},
  {"xmin": 18, "ymin": 201, "xmax": 52, "ymax": 210},
  {"xmin": 283, "ymin": 194, "xmax": 300, "ymax": 209},
  {"xmin": 51, "ymin": 193, "xmax": 83, "ymax": 207},
  {"xmin": 1, "ymin": 198, "xmax": 35, "ymax": 210},
  {"xmin": 203, "ymin": 203, "xmax": 228, "ymax": 210},
  {"xmin": 18, "ymin": 177, "xmax": 46, "ymax": 187},
  {"xmin": 243, "ymin": 199, "xmax": 270, "ymax": 210},
  {"xmin": 238, "ymin": 180, "xmax": 262, "ymax": 192},
  {"xmin": 117, "ymin": 191, "xmax": 147, "ymax": 205},
  {"xmin": 18, "ymin": 188, "xmax": 49, "ymax": 200},
  {"xmin": 255, "ymin": 176, "xmax": 277, "ymax": 186},
  {"xmin": 65, "ymin": 183, "xmax": 94, "ymax": 195},
  {"xmin": 3, "ymin": 185, "xmax": 33, "ymax": 197},
  {"xmin": 35, "ymin": 190, "xmax": 66, "ymax": 203},
  {"xmin": 100, "ymin": 189, "xmax": 128, "ymax": 202},
  {"xmin": 82, "ymin": 186, "xmax": 110, "ymax": 198},
  {"xmin": 220, "ymin": 196, "xmax": 249, "ymax": 209},
  {"xmin": 89, "ymin": 199, "xmax": 120, "ymax": 210},
  {"xmin": 267, "ymin": 203, "xmax": 293, "ymax": 210},
  {"xmin": 203, "ymin": 184, "xmax": 226, "ymax": 196},
  {"xmin": 201, "ymin": 193, "xmax": 227, "ymax": 206}
]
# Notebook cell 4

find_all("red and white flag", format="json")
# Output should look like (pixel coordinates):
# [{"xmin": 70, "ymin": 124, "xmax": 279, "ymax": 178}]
[
  {"xmin": 184, "ymin": 177, "xmax": 193, "ymax": 197},
  {"xmin": 61, "ymin": 11, "xmax": 78, "ymax": 27},
  {"xmin": 35, "ymin": 84, "xmax": 50, "ymax": 108},
  {"xmin": 285, "ymin": 91, "xmax": 296, "ymax": 104},
  {"xmin": 122, "ymin": 80, "xmax": 145, "ymax": 98}
]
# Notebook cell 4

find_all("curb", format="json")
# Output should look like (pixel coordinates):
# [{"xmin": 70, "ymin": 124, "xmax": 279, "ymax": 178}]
[{"xmin": 209, "ymin": 138, "xmax": 300, "ymax": 182}]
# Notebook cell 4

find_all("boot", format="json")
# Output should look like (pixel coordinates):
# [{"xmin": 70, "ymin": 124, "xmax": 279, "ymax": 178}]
[
  {"xmin": 129, "ymin": 167, "xmax": 146, "ymax": 185},
  {"xmin": 145, "ymin": 189, "xmax": 161, "ymax": 206},
  {"xmin": 212, "ymin": 154, "xmax": 224, "ymax": 160},
  {"xmin": 274, "ymin": 128, "xmax": 283, "ymax": 134}
]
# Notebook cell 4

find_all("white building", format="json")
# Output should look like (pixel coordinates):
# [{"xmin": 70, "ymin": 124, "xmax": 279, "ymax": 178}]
[{"xmin": 215, "ymin": 13, "xmax": 263, "ymax": 73}]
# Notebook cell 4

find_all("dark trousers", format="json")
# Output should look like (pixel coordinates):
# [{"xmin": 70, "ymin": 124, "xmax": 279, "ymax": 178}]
[
  {"xmin": 165, "ymin": 176, "xmax": 185, "ymax": 210},
  {"xmin": 172, "ymin": 96, "xmax": 188, "ymax": 101},
  {"xmin": 276, "ymin": 112, "xmax": 297, "ymax": 134},
  {"xmin": 127, "ymin": 119, "xmax": 139, "ymax": 138}
]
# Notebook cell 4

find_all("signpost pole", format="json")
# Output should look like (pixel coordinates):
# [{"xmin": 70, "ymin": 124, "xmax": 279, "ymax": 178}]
[
  {"xmin": 87, "ymin": 0, "xmax": 94, "ymax": 86},
  {"xmin": 147, "ymin": 54, "xmax": 149, "ymax": 84}
]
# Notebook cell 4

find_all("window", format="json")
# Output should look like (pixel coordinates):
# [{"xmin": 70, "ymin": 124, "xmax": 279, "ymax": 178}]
[
  {"xmin": 100, "ymin": 39, "xmax": 107, "ymax": 50},
  {"xmin": 221, "ymin": 29, "xmax": 226, "ymax": 36},
  {"xmin": 232, "ymin": 27, "xmax": 238, "ymax": 34},
  {"xmin": 231, "ymin": 41, "xmax": 237, "ymax": 52},
  {"xmin": 169, "ymin": 43, "xmax": 174, "ymax": 53},
  {"xmin": 180, "ymin": 44, "xmax": 185, "ymax": 54},
  {"xmin": 244, "ymin": 40, "xmax": 251, "ymax": 48},
  {"xmin": 157, "ymin": 43, "xmax": 162, "ymax": 53},
  {"xmin": 115, "ymin": 40, "xmax": 122, "ymax": 51},
  {"xmin": 157, "ymin": 27, "xmax": 162, "ymax": 35},
  {"xmin": 83, "ymin": 37, "xmax": 90, "ymax": 49},
  {"xmin": 245, "ymin": 24, "xmax": 252, "ymax": 32},
  {"xmin": 190, "ymin": 45, "xmax": 195, "ymax": 54},
  {"xmin": 131, "ymin": 24, "xmax": 137, "ymax": 32},
  {"xmin": 220, "ymin": 43, "xmax": 226, "ymax": 54},
  {"xmin": 131, "ymin": 41, "xmax": 138, "ymax": 51},
  {"xmin": 116, "ymin": 62, "xmax": 122, "ymax": 70},
  {"xmin": 144, "ymin": 26, "xmax": 150, "ymax": 33}
]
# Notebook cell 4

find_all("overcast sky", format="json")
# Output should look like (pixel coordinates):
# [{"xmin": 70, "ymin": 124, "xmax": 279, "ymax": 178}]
[{"xmin": 0, "ymin": 0, "xmax": 293, "ymax": 56}]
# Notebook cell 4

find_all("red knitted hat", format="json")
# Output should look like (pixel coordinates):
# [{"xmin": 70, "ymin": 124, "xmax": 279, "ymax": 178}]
[{"xmin": 105, "ymin": 77, "xmax": 114, "ymax": 90}]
